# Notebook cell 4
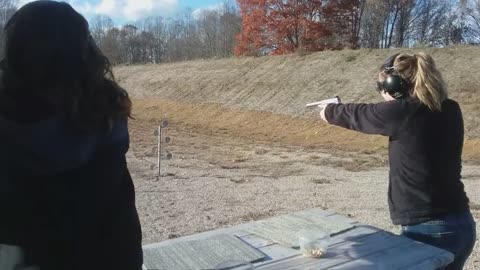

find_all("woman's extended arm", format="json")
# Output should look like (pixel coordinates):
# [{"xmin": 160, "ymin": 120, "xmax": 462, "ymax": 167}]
[{"xmin": 320, "ymin": 100, "xmax": 408, "ymax": 137}]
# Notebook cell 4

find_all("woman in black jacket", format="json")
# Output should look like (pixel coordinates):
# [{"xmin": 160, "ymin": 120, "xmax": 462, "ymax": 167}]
[
  {"xmin": 0, "ymin": 1, "xmax": 143, "ymax": 269},
  {"xmin": 320, "ymin": 52, "xmax": 476, "ymax": 270}
]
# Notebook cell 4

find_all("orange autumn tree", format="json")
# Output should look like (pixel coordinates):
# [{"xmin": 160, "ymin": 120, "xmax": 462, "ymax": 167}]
[
  {"xmin": 235, "ymin": 0, "xmax": 363, "ymax": 56},
  {"xmin": 323, "ymin": 0, "xmax": 365, "ymax": 49}
]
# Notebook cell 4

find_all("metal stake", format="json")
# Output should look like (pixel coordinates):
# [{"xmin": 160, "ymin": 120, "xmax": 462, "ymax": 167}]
[{"xmin": 157, "ymin": 126, "xmax": 161, "ymax": 177}]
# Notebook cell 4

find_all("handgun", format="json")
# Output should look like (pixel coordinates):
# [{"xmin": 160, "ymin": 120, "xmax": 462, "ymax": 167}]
[{"xmin": 306, "ymin": 96, "xmax": 341, "ymax": 107}]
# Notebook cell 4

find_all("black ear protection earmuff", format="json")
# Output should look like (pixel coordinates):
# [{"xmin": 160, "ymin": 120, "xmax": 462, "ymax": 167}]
[{"xmin": 377, "ymin": 53, "xmax": 411, "ymax": 99}]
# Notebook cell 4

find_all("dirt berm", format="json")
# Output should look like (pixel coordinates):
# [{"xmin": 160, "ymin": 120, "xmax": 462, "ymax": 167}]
[{"xmin": 115, "ymin": 46, "xmax": 480, "ymax": 161}]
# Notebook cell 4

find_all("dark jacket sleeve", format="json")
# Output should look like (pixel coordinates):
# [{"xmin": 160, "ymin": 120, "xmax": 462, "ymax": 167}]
[{"xmin": 324, "ymin": 100, "xmax": 407, "ymax": 137}]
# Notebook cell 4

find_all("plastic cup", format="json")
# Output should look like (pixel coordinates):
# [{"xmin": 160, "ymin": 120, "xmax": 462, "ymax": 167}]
[{"xmin": 297, "ymin": 229, "xmax": 330, "ymax": 258}]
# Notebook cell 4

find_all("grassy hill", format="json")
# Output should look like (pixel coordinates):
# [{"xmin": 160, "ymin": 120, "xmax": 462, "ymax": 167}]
[{"xmin": 115, "ymin": 46, "xmax": 480, "ymax": 161}]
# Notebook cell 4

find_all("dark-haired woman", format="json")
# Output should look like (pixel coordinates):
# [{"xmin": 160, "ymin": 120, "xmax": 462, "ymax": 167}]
[
  {"xmin": 320, "ymin": 52, "xmax": 476, "ymax": 270},
  {"xmin": 0, "ymin": 1, "xmax": 142, "ymax": 269}
]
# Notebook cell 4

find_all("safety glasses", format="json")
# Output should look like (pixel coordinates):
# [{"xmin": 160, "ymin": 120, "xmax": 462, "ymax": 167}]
[{"xmin": 376, "ymin": 81, "xmax": 384, "ymax": 93}]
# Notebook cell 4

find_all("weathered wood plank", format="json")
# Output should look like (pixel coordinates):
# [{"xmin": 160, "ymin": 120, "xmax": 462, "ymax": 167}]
[
  {"xmin": 254, "ymin": 226, "xmax": 379, "ymax": 269},
  {"xmin": 143, "ymin": 234, "xmax": 265, "ymax": 270},
  {"xmin": 257, "ymin": 231, "xmax": 399, "ymax": 270},
  {"xmin": 406, "ymin": 254, "xmax": 455, "ymax": 270},
  {"xmin": 143, "ymin": 209, "xmax": 454, "ymax": 270},
  {"xmin": 324, "ymin": 213, "xmax": 358, "ymax": 225},
  {"xmin": 329, "ymin": 225, "xmax": 379, "ymax": 244},
  {"xmin": 143, "ymin": 223, "xmax": 253, "ymax": 249},
  {"xmin": 238, "ymin": 234, "xmax": 276, "ymax": 249},
  {"xmin": 329, "ymin": 241, "xmax": 453, "ymax": 270},
  {"xmin": 257, "ymin": 230, "xmax": 453, "ymax": 270},
  {"xmin": 246, "ymin": 212, "xmax": 355, "ymax": 248},
  {"xmin": 143, "ymin": 209, "xmax": 330, "ymax": 249},
  {"xmin": 255, "ymin": 244, "xmax": 302, "ymax": 267}
]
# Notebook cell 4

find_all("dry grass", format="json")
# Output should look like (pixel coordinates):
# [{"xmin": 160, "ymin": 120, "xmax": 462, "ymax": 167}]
[
  {"xmin": 116, "ymin": 46, "xmax": 480, "ymax": 138},
  {"xmin": 310, "ymin": 178, "xmax": 331, "ymax": 184},
  {"xmin": 470, "ymin": 203, "xmax": 480, "ymax": 211},
  {"xmin": 254, "ymin": 148, "xmax": 269, "ymax": 155},
  {"xmin": 130, "ymin": 98, "xmax": 480, "ymax": 163},
  {"xmin": 120, "ymin": 46, "xmax": 480, "ymax": 162},
  {"xmin": 131, "ymin": 99, "xmax": 386, "ymax": 151}
]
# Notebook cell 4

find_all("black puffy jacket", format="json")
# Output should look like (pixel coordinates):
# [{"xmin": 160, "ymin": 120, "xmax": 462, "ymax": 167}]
[
  {"xmin": 0, "ymin": 97, "xmax": 143, "ymax": 270},
  {"xmin": 325, "ymin": 97, "xmax": 470, "ymax": 225}
]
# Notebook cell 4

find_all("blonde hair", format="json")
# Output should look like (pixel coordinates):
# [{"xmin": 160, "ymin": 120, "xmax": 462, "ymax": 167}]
[{"xmin": 388, "ymin": 52, "xmax": 448, "ymax": 111}]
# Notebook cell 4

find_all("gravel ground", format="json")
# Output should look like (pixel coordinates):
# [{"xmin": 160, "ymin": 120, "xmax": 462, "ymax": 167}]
[{"xmin": 128, "ymin": 130, "xmax": 480, "ymax": 269}]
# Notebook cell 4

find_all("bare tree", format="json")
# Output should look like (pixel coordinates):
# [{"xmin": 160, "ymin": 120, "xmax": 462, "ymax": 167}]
[
  {"xmin": 463, "ymin": 0, "xmax": 480, "ymax": 43},
  {"xmin": 381, "ymin": 0, "xmax": 420, "ymax": 48},
  {"xmin": 394, "ymin": 0, "xmax": 416, "ymax": 47},
  {"xmin": 361, "ymin": 0, "xmax": 386, "ymax": 48},
  {"xmin": 0, "ymin": 0, "xmax": 17, "ymax": 26},
  {"xmin": 121, "ymin": 24, "xmax": 140, "ymax": 63},
  {"xmin": 138, "ymin": 30, "xmax": 156, "ymax": 63},
  {"xmin": 351, "ymin": 0, "xmax": 367, "ymax": 48},
  {"xmin": 86, "ymin": 4, "xmax": 241, "ymax": 64},
  {"xmin": 219, "ymin": 1, "xmax": 242, "ymax": 56},
  {"xmin": 359, "ymin": 0, "xmax": 466, "ymax": 48},
  {"xmin": 90, "ymin": 15, "xmax": 114, "ymax": 45},
  {"xmin": 411, "ymin": 0, "xmax": 448, "ymax": 46},
  {"xmin": 0, "ymin": 0, "xmax": 17, "ymax": 58},
  {"xmin": 198, "ymin": 10, "xmax": 219, "ymax": 57},
  {"xmin": 101, "ymin": 27, "xmax": 124, "ymax": 64},
  {"xmin": 143, "ymin": 16, "xmax": 167, "ymax": 63}
]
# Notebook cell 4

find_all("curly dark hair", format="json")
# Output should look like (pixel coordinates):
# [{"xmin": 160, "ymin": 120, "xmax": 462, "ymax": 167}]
[{"xmin": 0, "ymin": 0, "xmax": 131, "ymax": 130}]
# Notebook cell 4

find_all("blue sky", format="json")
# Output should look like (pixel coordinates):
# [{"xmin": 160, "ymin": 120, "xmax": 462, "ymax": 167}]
[
  {"xmin": 179, "ymin": 0, "xmax": 225, "ymax": 10},
  {"xmin": 19, "ymin": 0, "xmax": 227, "ymax": 23}
]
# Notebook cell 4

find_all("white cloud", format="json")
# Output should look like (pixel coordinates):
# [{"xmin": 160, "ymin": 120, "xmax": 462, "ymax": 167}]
[
  {"xmin": 192, "ymin": 3, "xmax": 225, "ymax": 19},
  {"xmin": 124, "ymin": 0, "xmax": 153, "ymax": 21},
  {"xmin": 96, "ymin": 0, "xmax": 116, "ymax": 15},
  {"xmin": 18, "ymin": 0, "xmax": 34, "ymax": 6},
  {"xmin": 123, "ymin": 0, "xmax": 177, "ymax": 21},
  {"xmin": 19, "ymin": 0, "xmax": 178, "ymax": 21}
]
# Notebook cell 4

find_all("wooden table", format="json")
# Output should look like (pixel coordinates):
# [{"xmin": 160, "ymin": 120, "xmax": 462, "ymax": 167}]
[{"xmin": 143, "ymin": 209, "xmax": 454, "ymax": 270}]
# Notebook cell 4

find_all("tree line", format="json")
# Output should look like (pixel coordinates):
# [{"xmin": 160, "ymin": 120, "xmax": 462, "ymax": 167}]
[
  {"xmin": 90, "ymin": 1, "xmax": 241, "ymax": 65},
  {"xmin": 0, "ymin": 0, "xmax": 242, "ymax": 64},
  {"xmin": 0, "ymin": 0, "xmax": 479, "ymax": 64},
  {"xmin": 236, "ymin": 0, "xmax": 480, "ymax": 56}
]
